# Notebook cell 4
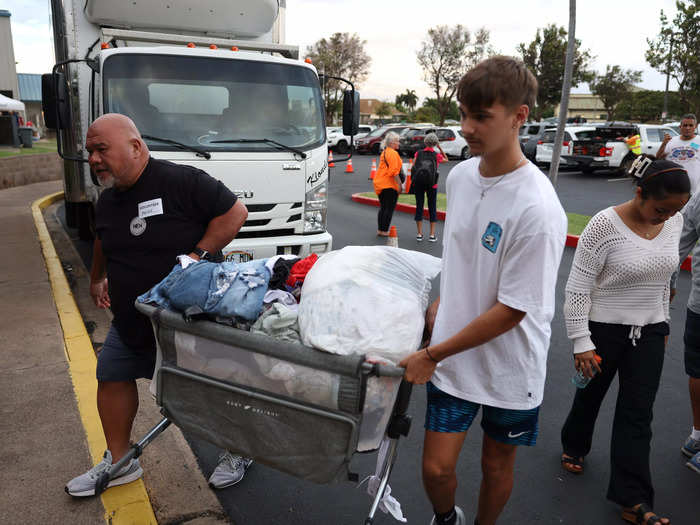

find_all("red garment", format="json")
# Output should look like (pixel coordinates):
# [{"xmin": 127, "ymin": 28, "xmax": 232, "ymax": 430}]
[{"xmin": 286, "ymin": 253, "xmax": 318, "ymax": 287}]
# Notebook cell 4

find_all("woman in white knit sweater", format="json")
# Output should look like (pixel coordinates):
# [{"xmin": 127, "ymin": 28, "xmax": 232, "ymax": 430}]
[{"xmin": 561, "ymin": 157, "xmax": 690, "ymax": 525}]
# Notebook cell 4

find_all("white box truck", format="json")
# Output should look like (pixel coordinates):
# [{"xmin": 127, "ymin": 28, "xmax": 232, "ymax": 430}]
[{"xmin": 43, "ymin": 0, "xmax": 359, "ymax": 262}]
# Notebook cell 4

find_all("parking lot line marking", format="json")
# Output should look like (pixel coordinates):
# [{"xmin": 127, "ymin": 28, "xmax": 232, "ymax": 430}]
[
  {"xmin": 607, "ymin": 177, "xmax": 629, "ymax": 182},
  {"xmin": 32, "ymin": 192, "xmax": 157, "ymax": 525}
]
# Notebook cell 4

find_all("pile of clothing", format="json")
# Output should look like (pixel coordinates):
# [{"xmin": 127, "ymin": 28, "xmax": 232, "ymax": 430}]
[{"xmin": 138, "ymin": 253, "xmax": 319, "ymax": 343}]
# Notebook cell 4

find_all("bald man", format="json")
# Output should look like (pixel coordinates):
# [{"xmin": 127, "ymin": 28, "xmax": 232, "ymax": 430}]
[{"xmin": 66, "ymin": 114, "xmax": 249, "ymax": 496}]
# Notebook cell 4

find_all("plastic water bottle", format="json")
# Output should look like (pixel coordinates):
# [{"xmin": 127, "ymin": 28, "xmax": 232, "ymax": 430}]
[{"xmin": 572, "ymin": 354, "xmax": 603, "ymax": 389}]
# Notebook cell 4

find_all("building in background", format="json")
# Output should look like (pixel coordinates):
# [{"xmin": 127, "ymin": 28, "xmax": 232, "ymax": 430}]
[
  {"xmin": 17, "ymin": 73, "xmax": 44, "ymax": 132},
  {"xmin": 0, "ymin": 10, "xmax": 19, "ymax": 100},
  {"xmin": 555, "ymin": 93, "xmax": 606, "ymax": 122},
  {"xmin": 359, "ymin": 98, "xmax": 406, "ymax": 125}
]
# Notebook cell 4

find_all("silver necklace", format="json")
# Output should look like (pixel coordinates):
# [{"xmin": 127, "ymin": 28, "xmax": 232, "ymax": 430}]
[{"xmin": 478, "ymin": 156, "xmax": 525, "ymax": 199}]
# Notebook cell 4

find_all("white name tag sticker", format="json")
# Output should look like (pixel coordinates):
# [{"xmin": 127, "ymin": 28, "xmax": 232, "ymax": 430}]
[{"xmin": 138, "ymin": 198, "xmax": 164, "ymax": 219}]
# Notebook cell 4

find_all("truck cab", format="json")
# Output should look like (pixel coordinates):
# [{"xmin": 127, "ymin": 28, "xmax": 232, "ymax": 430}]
[{"xmin": 43, "ymin": 0, "xmax": 359, "ymax": 261}]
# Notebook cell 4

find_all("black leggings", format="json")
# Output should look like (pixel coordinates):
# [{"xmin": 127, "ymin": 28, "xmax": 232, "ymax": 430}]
[
  {"xmin": 413, "ymin": 184, "xmax": 438, "ymax": 222},
  {"xmin": 561, "ymin": 321, "xmax": 668, "ymax": 508},
  {"xmin": 377, "ymin": 189, "xmax": 398, "ymax": 232}
]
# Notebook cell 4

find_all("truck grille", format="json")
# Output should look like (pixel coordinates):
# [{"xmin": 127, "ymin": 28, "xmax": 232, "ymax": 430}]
[{"xmin": 241, "ymin": 202, "xmax": 303, "ymax": 235}]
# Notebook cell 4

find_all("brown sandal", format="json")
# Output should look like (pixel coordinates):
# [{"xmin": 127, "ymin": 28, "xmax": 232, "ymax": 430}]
[
  {"xmin": 561, "ymin": 453, "xmax": 584, "ymax": 474},
  {"xmin": 621, "ymin": 503, "xmax": 670, "ymax": 525}
]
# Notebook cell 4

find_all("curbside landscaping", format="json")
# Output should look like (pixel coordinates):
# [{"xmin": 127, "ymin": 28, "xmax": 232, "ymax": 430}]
[{"xmin": 350, "ymin": 192, "xmax": 692, "ymax": 271}]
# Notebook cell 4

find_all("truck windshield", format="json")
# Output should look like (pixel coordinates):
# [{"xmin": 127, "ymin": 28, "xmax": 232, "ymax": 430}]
[{"xmin": 102, "ymin": 54, "xmax": 325, "ymax": 153}]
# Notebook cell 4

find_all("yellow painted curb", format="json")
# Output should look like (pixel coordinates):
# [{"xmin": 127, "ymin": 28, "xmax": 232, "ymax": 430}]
[{"xmin": 32, "ymin": 193, "xmax": 158, "ymax": 525}]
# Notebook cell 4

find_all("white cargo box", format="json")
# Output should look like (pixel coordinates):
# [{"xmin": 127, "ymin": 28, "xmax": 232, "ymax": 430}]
[{"xmin": 85, "ymin": 0, "xmax": 279, "ymax": 38}]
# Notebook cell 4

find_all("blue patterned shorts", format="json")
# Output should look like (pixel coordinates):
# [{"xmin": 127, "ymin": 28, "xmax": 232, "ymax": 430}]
[{"xmin": 425, "ymin": 382, "xmax": 539, "ymax": 446}]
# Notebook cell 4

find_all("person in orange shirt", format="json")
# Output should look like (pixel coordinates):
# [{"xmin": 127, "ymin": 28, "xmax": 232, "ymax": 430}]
[{"xmin": 373, "ymin": 131, "xmax": 404, "ymax": 236}]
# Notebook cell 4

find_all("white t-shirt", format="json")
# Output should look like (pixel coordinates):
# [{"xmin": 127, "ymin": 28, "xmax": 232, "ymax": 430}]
[
  {"xmin": 665, "ymin": 135, "xmax": 700, "ymax": 193},
  {"xmin": 430, "ymin": 158, "xmax": 568, "ymax": 410}
]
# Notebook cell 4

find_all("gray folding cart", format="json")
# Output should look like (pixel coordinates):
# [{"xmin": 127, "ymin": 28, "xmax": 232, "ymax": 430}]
[{"xmin": 96, "ymin": 303, "xmax": 412, "ymax": 524}]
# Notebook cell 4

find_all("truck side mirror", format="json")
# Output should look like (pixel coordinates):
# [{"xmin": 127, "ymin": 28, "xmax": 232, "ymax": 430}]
[
  {"xmin": 42, "ymin": 72, "xmax": 72, "ymax": 130},
  {"xmin": 342, "ymin": 90, "xmax": 360, "ymax": 136}
]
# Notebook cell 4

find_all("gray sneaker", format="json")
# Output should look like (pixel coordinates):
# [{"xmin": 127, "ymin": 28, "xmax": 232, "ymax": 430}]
[
  {"xmin": 65, "ymin": 450, "xmax": 143, "ymax": 497},
  {"xmin": 208, "ymin": 451, "xmax": 253, "ymax": 489},
  {"xmin": 429, "ymin": 505, "xmax": 466, "ymax": 525},
  {"xmin": 681, "ymin": 435, "xmax": 700, "ymax": 458}
]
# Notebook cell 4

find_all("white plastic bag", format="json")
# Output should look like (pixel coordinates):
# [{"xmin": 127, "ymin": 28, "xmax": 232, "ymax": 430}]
[{"xmin": 298, "ymin": 246, "xmax": 441, "ymax": 363}]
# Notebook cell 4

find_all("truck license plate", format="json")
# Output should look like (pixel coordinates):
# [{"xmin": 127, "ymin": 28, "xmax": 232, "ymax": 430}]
[{"xmin": 224, "ymin": 250, "xmax": 255, "ymax": 263}]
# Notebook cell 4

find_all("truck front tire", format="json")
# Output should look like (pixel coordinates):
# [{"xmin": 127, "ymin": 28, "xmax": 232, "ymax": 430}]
[{"xmin": 336, "ymin": 140, "xmax": 349, "ymax": 154}]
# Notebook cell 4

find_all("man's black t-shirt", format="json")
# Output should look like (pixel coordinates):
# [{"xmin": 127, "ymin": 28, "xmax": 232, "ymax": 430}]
[{"xmin": 96, "ymin": 157, "xmax": 237, "ymax": 350}]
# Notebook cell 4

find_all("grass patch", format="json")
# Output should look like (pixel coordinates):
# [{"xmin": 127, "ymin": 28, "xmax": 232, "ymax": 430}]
[
  {"xmin": 358, "ymin": 191, "xmax": 591, "ymax": 235},
  {"xmin": 0, "ymin": 139, "xmax": 57, "ymax": 159}
]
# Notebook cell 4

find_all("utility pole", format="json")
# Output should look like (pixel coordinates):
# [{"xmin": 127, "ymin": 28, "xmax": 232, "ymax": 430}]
[
  {"xmin": 549, "ymin": 0, "xmax": 576, "ymax": 187},
  {"xmin": 662, "ymin": 33, "xmax": 675, "ymax": 123}
]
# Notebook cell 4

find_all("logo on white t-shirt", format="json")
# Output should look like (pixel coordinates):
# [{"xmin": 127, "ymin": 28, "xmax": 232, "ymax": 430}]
[
  {"xmin": 481, "ymin": 221, "xmax": 503, "ymax": 253},
  {"xmin": 670, "ymin": 146, "xmax": 697, "ymax": 161}
]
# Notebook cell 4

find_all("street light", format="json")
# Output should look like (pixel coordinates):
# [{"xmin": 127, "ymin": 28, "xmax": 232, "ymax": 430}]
[{"xmin": 662, "ymin": 31, "xmax": 683, "ymax": 123}]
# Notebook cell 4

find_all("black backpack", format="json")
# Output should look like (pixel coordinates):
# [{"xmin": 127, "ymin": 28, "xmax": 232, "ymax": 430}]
[{"xmin": 412, "ymin": 149, "xmax": 438, "ymax": 187}]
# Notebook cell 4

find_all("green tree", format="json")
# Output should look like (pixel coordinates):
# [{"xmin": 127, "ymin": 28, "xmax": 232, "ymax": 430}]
[
  {"xmin": 424, "ymin": 98, "xmax": 460, "ymax": 121},
  {"xmin": 375, "ymin": 102, "xmax": 394, "ymax": 123},
  {"xmin": 395, "ymin": 89, "xmax": 418, "ymax": 113},
  {"xmin": 414, "ymin": 106, "xmax": 439, "ymax": 124},
  {"xmin": 518, "ymin": 24, "xmax": 594, "ymax": 120},
  {"xmin": 590, "ymin": 65, "xmax": 643, "ymax": 120},
  {"xmin": 615, "ymin": 90, "xmax": 684, "ymax": 122},
  {"xmin": 306, "ymin": 33, "xmax": 371, "ymax": 123},
  {"xmin": 417, "ymin": 25, "xmax": 494, "ymax": 126},
  {"xmin": 646, "ymin": 0, "xmax": 700, "ymax": 115}
]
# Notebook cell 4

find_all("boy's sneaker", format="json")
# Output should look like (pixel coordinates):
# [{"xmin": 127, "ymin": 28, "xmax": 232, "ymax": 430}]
[
  {"xmin": 429, "ymin": 505, "xmax": 466, "ymax": 525},
  {"xmin": 681, "ymin": 435, "xmax": 700, "ymax": 458},
  {"xmin": 208, "ymin": 451, "xmax": 253, "ymax": 489},
  {"xmin": 417, "ymin": 234, "xmax": 424, "ymax": 241},
  {"xmin": 686, "ymin": 451, "xmax": 700, "ymax": 475},
  {"xmin": 65, "ymin": 450, "xmax": 143, "ymax": 497},
  {"xmin": 428, "ymin": 235, "xmax": 438, "ymax": 243}
]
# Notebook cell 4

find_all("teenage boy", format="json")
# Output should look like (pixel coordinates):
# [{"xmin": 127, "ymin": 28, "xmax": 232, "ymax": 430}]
[
  {"xmin": 657, "ymin": 114, "xmax": 700, "ymax": 192},
  {"xmin": 400, "ymin": 56, "xmax": 568, "ymax": 525}
]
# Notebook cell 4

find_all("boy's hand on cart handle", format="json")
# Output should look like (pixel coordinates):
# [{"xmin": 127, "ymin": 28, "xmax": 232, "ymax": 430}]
[
  {"xmin": 574, "ymin": 350, "xmax": 601, "ymax": 378},
  {"xmin": 90, "ymin": 278, "xmax": 111, "ymax": 309},
  {"xmin": 399, "ymin": 350, "xmax": 437, "ymax": 384}
]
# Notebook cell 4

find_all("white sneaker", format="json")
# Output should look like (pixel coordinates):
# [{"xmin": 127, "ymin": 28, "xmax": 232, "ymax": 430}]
[
  {"xmin": 429, "ymin": 506, "xmax": 466, "ymax": 525},
  {"xmin": 208, "ymin": 451, "xmax": 253, "ymax": 489},
  {"xmin": 65, "ymin": 450, "xmax": 143, "ymax": 497}
]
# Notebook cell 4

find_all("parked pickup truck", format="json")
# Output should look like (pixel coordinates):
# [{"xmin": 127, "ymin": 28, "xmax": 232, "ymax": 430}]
[{"xmin": 562, "ymin": 123, "xmax": 678, "ymax": 174}]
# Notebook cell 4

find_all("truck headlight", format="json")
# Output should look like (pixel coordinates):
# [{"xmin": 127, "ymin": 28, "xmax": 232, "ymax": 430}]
[{"xmin": 304, "ymin": 181, "xmax": 327, "ymax": 233}]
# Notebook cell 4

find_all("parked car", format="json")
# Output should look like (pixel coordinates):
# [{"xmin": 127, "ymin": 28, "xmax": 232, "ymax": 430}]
[
  {"xmin": 562, "ymin": 123, "xmax": 679, "ymax": 174},
  {"xmin": 327, "ymin": 125, "xmax": 375, "ymax": 153},
  {"xmin": 519, "ymin": 122, "xmax": 550, "ymax": 161},
  {"xmin": 535, "ymin": 126, "xmax": 596, "ymax": 168},
  {"xmin": 437, "ymin": 127, "xmax": 470, "ymax": 159},
  {"xmin": 355, "ymin": 126, "xmax": 409, "ymax": 154},
  {"xmin": 399, "ymin": 127, "xmax": 438, "ymax": 157}
]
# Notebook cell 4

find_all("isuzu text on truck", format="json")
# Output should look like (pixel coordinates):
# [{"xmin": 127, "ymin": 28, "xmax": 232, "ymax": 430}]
[{"xmin": 42, "ymin": 0, "xmax": 359, "ymax": 262}]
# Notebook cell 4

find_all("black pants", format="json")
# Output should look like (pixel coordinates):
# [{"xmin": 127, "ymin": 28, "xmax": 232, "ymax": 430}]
[
  {"xmin": 561, "ymin": 321, "xmax": 668, "ymax": 508},
  {"xmin": 413, "ymin": 184, "xmax": 438, "ymax": 223},
  {"xmin": 377, "ymin": 189, "xmax": 398, "ymax": 232}
]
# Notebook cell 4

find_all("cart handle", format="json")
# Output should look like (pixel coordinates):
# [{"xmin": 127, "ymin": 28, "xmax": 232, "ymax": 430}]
[{"xmin": 361, "ymin": 361, "xmax": 405, "ymax": 378}]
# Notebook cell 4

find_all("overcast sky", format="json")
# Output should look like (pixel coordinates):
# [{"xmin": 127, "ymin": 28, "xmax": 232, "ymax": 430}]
[{"xmin": 4, "ymin": 0, "xmax": 683, "ymax": 103}]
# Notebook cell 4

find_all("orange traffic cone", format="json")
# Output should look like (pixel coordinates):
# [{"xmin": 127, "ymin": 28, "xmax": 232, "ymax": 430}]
[
  {"xmin": 328, "ymin": 151, "xmax": 335, "ymax": 167},
  {"xmin": 387, "ymin": 226, "xmax": 399, "ymax": 248},
  {"xmin": 345, "ymin": 157, "xmax": 354, "ymax": 174},
  {"xmin": 369, "ymin": 158, "xmax": 377, "ymax": 180}
]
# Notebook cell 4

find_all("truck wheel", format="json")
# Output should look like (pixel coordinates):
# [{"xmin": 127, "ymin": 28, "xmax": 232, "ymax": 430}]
[
  {"xmin": 336, "ymin": 140, "xmax": 349, "ymax": 154},
  {"xmin": 620, "ymin": 156, "xmax": 635, "ymax": 176},
  {"xmin": 78, "ymin": 203, "xmax": 96, "ymax": 241},
  {"xmin": 461, "ymin": 146, "xmax": 471, "ymax": 160}
]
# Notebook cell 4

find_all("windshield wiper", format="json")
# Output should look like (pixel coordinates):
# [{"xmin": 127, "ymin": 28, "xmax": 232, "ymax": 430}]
[
  {"xmin": 142, "ymin": 135, "xmax": 211, "ymax": 160},
  {"xmin": 210, "ymin": 138, "xmax": 307, "ymax": 159}
]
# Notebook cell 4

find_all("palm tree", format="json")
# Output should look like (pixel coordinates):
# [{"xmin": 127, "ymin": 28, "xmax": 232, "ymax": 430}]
[{"xmin": 403, "ymin": 89, "xmax": 418, "ymax": 112}]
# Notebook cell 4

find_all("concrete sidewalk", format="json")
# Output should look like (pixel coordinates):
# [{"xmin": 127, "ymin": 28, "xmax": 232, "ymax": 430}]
[
  {"xmin": 0, "ymin": 181, "xmax": 104, "ymax": 523},
  {"xmin": 0, "ymin": 182, "xmax": 227, "ymax": 524}
]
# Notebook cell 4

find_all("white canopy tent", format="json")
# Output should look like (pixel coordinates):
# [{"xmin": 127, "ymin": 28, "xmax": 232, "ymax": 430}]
[{"xmin": 0, "ymin": 93, "xmax": 25, "ymax": 113}]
